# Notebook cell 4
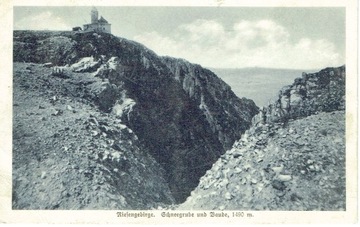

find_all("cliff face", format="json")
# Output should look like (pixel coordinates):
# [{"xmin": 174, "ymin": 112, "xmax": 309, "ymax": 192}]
[
  {"xmin": 13, "ymin": 30, "xmax": 259, "ymax": 205},
  {"xmin": 161, "ymin": 57, "xmax": 258, "ymax": 150},
  {"xmin": 179, "ymin": 66, "xmax": 346, "ymax": 210}
]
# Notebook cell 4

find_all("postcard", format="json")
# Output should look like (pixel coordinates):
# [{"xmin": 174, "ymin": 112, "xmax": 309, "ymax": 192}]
[{"xmin": 0, "ymin": 0, "xmax": 357, "ymax": 224}]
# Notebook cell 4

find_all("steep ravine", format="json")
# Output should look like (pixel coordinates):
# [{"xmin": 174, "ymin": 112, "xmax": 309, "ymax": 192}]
[{"xmin": 13, "ymin": 30, "xmax": 259, "ymax": 206}]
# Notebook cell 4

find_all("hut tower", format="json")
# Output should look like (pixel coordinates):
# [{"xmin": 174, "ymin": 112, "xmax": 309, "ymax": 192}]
[
  {"xmin": 83, "ymin": 7, "xmax": 111, "ymax": 34},
  {"xmin": 91, "ymin": 7, "xmax": 99, "ymax": 24}
]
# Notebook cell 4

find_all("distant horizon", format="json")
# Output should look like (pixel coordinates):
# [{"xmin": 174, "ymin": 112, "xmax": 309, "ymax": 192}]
[
  {"xmin": 208, "ymin": 66, "xmax": 323, "ymax": 72},
  {"xmin": 210, "ymin": 66, "xmax": 332, "ymax": 107}
]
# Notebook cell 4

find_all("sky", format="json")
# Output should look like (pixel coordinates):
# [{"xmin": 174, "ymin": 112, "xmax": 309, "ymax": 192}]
[{"xmin": 13, "ymin": 6, "xmax": 345, "ymax": 69}]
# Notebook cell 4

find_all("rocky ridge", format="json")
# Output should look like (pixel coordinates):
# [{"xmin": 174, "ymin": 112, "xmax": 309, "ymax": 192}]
[
  {"xmin": 178, "ymin": 66, "xmax": 346, "ymax": 210},
  {"xmin": 13, "ymin": 30, "xmax": 259, "ymax": 206}
]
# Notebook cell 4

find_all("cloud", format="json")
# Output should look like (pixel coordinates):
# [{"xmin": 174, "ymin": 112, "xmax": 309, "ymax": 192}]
[
  {"xmin": 14, "ymin": 11, "xmax": 69, "ymax": 31},
  {"xmin": 134, "ymin": 19, "xmax": 343, "ymax": 69}
]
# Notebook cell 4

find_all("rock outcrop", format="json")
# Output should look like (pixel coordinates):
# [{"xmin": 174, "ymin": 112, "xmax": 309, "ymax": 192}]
[
  {"xmin": 13, "ymin": 30, "xmax": 259, "ymax": 205},
  {"xmin": 178, "ymin": 66, "xmax": 346, "ymax": 210},
  {"xmin": 252, "ymin": 66, "xmax": 345, "ymax": 125}
]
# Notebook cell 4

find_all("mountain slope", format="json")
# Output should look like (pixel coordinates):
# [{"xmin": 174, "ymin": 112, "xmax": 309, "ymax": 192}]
[
  {"xmin": 13, "ymin": 30, "xmax": 259, "ymax": 205},
  {"xmin": 178, "ymin": 66, "xmax": 345, "ymax": 210},
  {"xmin": 13, "ymin": 62, "xmax": 174, "ymax": 209}
]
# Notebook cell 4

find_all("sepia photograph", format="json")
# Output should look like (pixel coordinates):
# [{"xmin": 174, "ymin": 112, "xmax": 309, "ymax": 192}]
[{"xmin": 0, "ymin": 0, "xmax": 358, "ymax": 224}]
